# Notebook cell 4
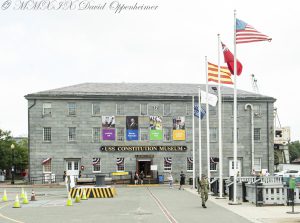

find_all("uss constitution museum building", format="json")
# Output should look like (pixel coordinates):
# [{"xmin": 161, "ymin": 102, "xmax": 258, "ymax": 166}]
[{"xmin": 25, "ymin": 83, "xmax": 276, "ymax": 181}]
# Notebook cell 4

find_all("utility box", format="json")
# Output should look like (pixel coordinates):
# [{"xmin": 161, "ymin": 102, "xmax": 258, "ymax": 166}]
[{"xmin": 274, "ymin": 127, "xmax": 290, "ymax": 145}]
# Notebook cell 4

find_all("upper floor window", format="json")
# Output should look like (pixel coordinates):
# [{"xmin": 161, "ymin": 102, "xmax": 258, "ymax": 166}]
[
  {"xmin": 92, "ymin": 103, "xmax": 101, "ymax": 116},
  {"xmin": 68, "ymin": 127, "xmax": 76, "ymax": 141},
  {"xmin": 117, "ymin": 128, "xmax": 125, "ymax": 141},
  {"xmin": 93, "ymin": 127, "xmax": 101, "ymax": 143},
  {"xmin": 253, "ymin": 158, "xmax": 261, "ymax": 171},
  {"xmin": 140, "ymin": 127, "xmax": 149, "ymax": 141},
  {"xmin": 140, "ymin": 104, "xmax": 148, "ymax": 116},
  {"xmin": 43, "ymin": 103, "xmax": 52, "ymax": 116},
  {"xmin": 43, "ymin": 127, "xmax": 51, "ymax": 142},
  {"xmin": 68, "ymin": 103, "xmax": 76, "ymax": 116},
  {"xmin": 254, "ymin": 128, "xmax": 261, "ymax": 141},
  {"xmin": 163, "ymin": 103, "xmax": 171, "ymax": 116},
  {"xmin": 253, "ymin": 105, "xmax": 261, "ymax": 117},
  {"xmin": 116, "ymin": 104, "xmax": 125, "ymax": 115}
]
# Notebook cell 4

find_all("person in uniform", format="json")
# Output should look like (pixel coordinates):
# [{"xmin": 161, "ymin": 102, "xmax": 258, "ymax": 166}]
[{"xmin": 199, "ymin": 174, "xmax": 209, "ymax": 208}]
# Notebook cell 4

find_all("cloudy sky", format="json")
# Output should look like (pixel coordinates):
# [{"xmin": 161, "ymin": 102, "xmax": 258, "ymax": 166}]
[{"xmin": 0, "ymin": 0, "xmax": 299, "ymax": 140}]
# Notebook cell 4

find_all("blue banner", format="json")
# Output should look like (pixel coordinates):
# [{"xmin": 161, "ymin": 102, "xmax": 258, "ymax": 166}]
[{"xmin": 126, "ymin": 130, "xmax": 138, "ymax": 141}]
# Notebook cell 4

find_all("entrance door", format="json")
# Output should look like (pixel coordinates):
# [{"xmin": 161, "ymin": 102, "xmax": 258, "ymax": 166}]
[
  {"xmin": 66, "ymin": 160, "xmax": 80, "ymax": 178},
  {"xmin": 138, "ymin": 160, "xmax": 152, "ymax": 177},
  {"xmin": 229, "ymin": 160, "xmax": 241, "ymax": 177}
]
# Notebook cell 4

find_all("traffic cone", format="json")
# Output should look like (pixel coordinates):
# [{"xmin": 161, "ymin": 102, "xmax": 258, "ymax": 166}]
[
  {"xmin": 81, "ymin": 189, "xmax": 87, "ymax": 200},
  {"xmin": 75, "ymin": 190, "xmax": 81, "ymax": 203},
  {"xmin": 30, "ymin": 189, "xmax": 36, "ymax": 201},
  {"xmin": 13, "ymin": 195, "xmax": 21, "ymax": 208},
  {"xmin": 66, "ymin": 193, "xmax": 72, "ymax": 206},
  {"xmin": 23, "ymin": 192, "xmax": 29, "ymax": 204},
  {"xmin": 20, "ymin": 188, "xmax": 25, "ymax": 199},
  {"xmin": 2, "ymin": 189, "xmax": 8, "ymax": 202}
]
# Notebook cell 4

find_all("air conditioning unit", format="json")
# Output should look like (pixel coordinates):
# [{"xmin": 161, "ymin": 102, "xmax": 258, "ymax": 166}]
[{"xmin": 274, "ymin": 127, "xmax": 290, "ymax": 145}]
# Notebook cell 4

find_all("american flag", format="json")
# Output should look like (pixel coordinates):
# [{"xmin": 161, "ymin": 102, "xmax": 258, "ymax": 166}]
[
  {"xmin": 208, "ymin": 62, "xmax": 233, "ymax": 85},
  {"xmin": 236, "ymin": 18, "xmax": 272, "ymax": 44}
]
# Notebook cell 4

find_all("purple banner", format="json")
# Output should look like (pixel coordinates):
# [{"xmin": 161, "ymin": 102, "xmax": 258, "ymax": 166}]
[{"xmin": 102, "ymin": 129, "xmax": 115, "ymax": 140}]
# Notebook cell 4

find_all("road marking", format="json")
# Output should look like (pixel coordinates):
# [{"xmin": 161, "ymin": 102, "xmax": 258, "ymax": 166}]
[
  {"xmin": 147, "ymin": 188, "xmax": 178, "ymax": 223},
  {"xmin": 0, "ymin": 203, "xmax": 25, "ymax": 223}
]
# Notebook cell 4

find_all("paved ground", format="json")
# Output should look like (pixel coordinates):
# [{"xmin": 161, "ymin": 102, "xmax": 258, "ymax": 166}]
[{"xmin": 0, "ymin": 184, "xmax": 300, "ymax": 223}]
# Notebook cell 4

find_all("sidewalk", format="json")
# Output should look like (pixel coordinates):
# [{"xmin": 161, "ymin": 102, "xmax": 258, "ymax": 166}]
[{"xmin": 185, "ymin": 187, "xmax": 300, "ymax": 223}]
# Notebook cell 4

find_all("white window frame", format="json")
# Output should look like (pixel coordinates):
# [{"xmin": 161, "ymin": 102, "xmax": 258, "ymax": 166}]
[
  {"xmin": 92, "ymin": 158, "xmax": 101, "ymax": 173},
  {"xmin": 210, "ymin": 163, "xmax": 218, "ymax": 171},
  {"xmin": 140, "ymin": 103, "xmax": 148, "ymax": 116},
  {"xmin": 68, "ymin": 102, "xmax": 76, "ymax": 116},
  {"xmin": 117, "ymin": 128, "xmax": 125, "ymax": 141},
  {"xmin": 116, "ymin": 158, "xmax": 125, "ymax": 172},
  {"xmin": 163, "ymin": 103, "xmax": 171, "ymax": 116},
  {"xmin": 43, "ymin": 127, "xmax": 52, "ymax": 142},
  {"xmin": 93, "ymin": 127, "xmax": 101, "ymax": 143},
  {"xmin": 254, "ymin": 158, "xmax": 261, "ymax": 171},
  {"xmin": 187, "ymin": 157, "xmax": 193, "ymax": 172},
  {"xmin": 163, "ymin": 127, "xmax": 171, "ymax": 142},
  {"xmin": 254, "ymin": 128, "xmax": 261, "ymax": 141},
  {"xmin": 140, "ymin": 127, "xmax": 149, "ymax": 141},
  {"xmin": 68, "ymin": 127, "xmax": 76, "ymax": 141},
  {"xmin": 92, "ymin": 103, "xmax": 101, "ymax": 116},
  {"xmin": 163, "ymin": 157, "xmax": 172, "ymax": 172},
  {"xmin": 116, "ymin": 104, "xmax": 125, "ymax": 115},
  {"xmin": 43, "ymin": 103, "xmax": 52, "ymax": 116},
  {"xmin": 253, "ymin": 104, "xmax": 261, "ymax": 117},
  {"xmin": 43, "ymin": 160, "xmax": 52, "ymax": 173}
]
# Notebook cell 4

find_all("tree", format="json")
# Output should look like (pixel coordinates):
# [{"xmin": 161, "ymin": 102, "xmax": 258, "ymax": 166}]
[{"xmin": 289, "ymin": 141, "xmax": 300, "ymax": 162}]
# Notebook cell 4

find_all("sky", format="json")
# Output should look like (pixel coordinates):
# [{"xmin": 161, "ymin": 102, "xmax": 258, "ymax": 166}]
[{"xmin": 0, "ymin": 0, "xmax": 299, "ymax": 141}]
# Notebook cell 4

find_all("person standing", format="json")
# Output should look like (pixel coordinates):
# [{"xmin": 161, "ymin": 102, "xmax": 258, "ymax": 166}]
[
  {"xmin": 134, "ymin": 172, "xmax": 139, "ymax": 185},
  {"xmin": 140, "ymin": 171, "xmax": 145, "ymax": 184},
  {"xmin": 179, "ymin": 171, "xmax": 185, "ymax": 190},
  {"xmin": 199, "ymin": 174, "xmax": 209, "ymax": 208},
  {"xmin": 168, "ymin": 172, "xmax": 173, "ymax": 188}
]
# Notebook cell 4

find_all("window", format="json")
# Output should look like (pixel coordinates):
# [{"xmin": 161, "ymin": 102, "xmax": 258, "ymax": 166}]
[
  {"xmin": 93, "ymin": 127, "xmax": 101, "ymax": 143},
  {"xmin": 116, "ymin": 158, "xmax": 125, "ymax": 171},
  {"xmin": 43, "ymin": 127, "xmax": 51, "ymax": 142},
  {"xmin": 116, "ymin": 104, "xmax": 125, "ymax": 115},
  {"xmin": 68, "ymin": 127, "xmax": 76, "ymax": 141},
  {"xmin": 185, "ymin": 128, "xmax": 192, "ymax": 142},
  {"xmin": 43, "ymin": 103, "xmax": 52, "ymax": 116},
  {"xmin": 43, "ymin": 159, "xmax": 51, "ymax": 173},
  {"xmin": 210, "ymin": 157, "xmax": 219, "ymax": 171},
  {"xmin": 254, "ymin": 128, "xmax": 261, "ymax": 141},
  {"xmin": 92, "ymin": 103, "xmax": 101, "ymax": 116},
  {"xmin": 164, "ymin": 157, "xmax": 172, "ymax": 172},
  {"xmin": 232, "ymin": 128, "xmax": 239, "ymax": 142},
  {"xmin": 74, "ymin": 161, "xmax": 79, "ymax": 170},
  {"xmin": 253, "ymin": 158, "xmax": 261, "ymax": 171},
  {"xmin": 163, "ymin": 103, "xmax": 171, "ymax": 116},
  {"xmin": 163, "ymin": 127, "xmax": 171, "ymax": 141},
  {"xmin": 68, "ymin": 103, "xmax": 76, "ymax": 116},
  {"xmin": 210, "ymin": 163, "xmax": 217, "ymax": 171},
  {"xmin": 117, "ymin": 128, "xmax": 125, "ymax": 141},
  {"xmin": 187, "ymin": 157, "xmax": 193, "ymax": 171},
  {"xmin": 140, "ymin": 127, "xmax": 149, "ymax": 141},
  {"xmin": 210, "ymin": 128, "xmax": 217, "ymax": 142},
  {"xmin": 253, "ymin": 105, "xmax": 261, "ymax": 117},
  {"xmin": 186, "ymin": 103, "xmax": 192, "ymax": 116},
  {"xmin": 92, "ymin": 158, "xmax": 101, "ymax": 172},
  {"xmin": 140, "ymin": 104, "xmax": 148, "ymax": 115}
]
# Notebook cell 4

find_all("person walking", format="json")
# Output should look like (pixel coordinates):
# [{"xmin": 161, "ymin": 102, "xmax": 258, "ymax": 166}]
[
  {"xmin": 134, "ymin": 172, "xmax": 139, "ymax": 185},
  {"xmin": 179, "ymin": 171, "xmax": 185, "ymax": 190},
  {"xmin": 199, "ymin": 174, "xmax": 209, "ymax": 208},
  {"xmin": 168, "ymin": 172, "xmax": 173, "ymax": 188}
]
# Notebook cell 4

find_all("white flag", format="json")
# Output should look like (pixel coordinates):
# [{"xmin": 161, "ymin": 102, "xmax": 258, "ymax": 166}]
[{"xmin": 201, "ymin": 90, "xmax": 218, "ymax": 106}]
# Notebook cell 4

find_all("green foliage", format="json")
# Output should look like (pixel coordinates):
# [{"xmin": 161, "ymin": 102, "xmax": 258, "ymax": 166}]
[
  {"xmin": 289, "ymin": 141, "xmax": 300, "ymax": 162},
  {"xmin": 0, "ymin": 129, "xmax": 28, "ymax": 171}
]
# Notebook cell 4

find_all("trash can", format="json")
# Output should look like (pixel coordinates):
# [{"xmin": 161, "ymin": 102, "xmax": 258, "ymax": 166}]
[
  {"xmin": 158, "ymin": 175, "xmax": 164, "ymax": 184},
  {"xmin": 95, "ymin": 174, "xmax": 106, "ymax": 186},
  {"xmin": 228, "ymin": 184, "xmax": 234, "ymax": 201},
  {"xmin": 242, "ymin": 182, "xmax": 248, "ymax": 202}
]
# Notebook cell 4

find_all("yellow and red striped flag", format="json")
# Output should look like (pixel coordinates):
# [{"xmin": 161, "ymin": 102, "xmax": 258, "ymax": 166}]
[{"xmin": 208, "ymin": 62, "xmax": 233, "ymax": 85}]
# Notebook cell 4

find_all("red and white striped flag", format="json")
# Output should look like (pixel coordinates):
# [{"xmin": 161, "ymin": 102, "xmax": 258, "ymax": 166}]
[
  {"xmin": 208, "ymin": 62, "xmax": 233, "ymax": 85},
  {"xmin": 236, "ymin": 18, "xmax": 272, "ymax": 44}
]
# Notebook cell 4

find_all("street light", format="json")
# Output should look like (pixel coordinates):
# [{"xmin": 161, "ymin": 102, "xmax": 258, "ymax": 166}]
[{"xmin": 11, "ymin": 144, "xmax": 15, "ymax": 184}]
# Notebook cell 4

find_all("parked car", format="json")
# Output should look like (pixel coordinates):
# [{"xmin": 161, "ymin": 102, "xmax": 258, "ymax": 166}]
[{"xmin": 274, "ymin": 170, "xmax": 300, "ymax": 177}]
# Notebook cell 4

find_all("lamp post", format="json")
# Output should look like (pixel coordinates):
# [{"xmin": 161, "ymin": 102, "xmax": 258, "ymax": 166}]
[{"xmin": 11, "ymin": 144, "xmax": 15, "ymax": 184}]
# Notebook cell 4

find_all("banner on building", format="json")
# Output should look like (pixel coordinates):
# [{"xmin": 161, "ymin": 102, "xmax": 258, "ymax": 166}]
[
  {"xmin": 150, "ymin": 116, "xmax": 163, "ymax": 140},
  {"xmin": 172, "ymin": 117, "xmax": 185, "ymax": 140},
  {"xmin": 102, "ymin": 116, "xmax": 115, "ymax": 140},
  {"xmin": 126, "ymin": 116, "xmax": 138, "ymax": 140}
]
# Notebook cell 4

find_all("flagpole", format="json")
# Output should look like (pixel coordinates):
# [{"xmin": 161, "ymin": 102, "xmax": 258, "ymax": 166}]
[
  {"xmin": 233, "ymin": 9, "xmax": 238, "ymax": 204},
  {"xmin": 192, "ymin": 95, "xmax": 196, "ymax": 189},
  {"xmin": 198, "ymin": 86, "xmax": 202, "ymax": 178},
  {"xmin": 217, "ymin": 34, "xmax": 224, "ymax": 198},
  {"xmin": 205, "ymin": 56, "xmax": 211, "ymax": 186}
]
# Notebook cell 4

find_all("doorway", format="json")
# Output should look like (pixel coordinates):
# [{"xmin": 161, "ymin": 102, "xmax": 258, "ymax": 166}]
[
  {"xmin": 229, "ymin": 159, "xmax": 242, "ymax": 177},
  {"xmin": 137, "ymin": 160, "xmax": 152, "ymax": 177},
  {"xmin": 65, "ymin": 159, "xmax": 80, "ymax": 177}
]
